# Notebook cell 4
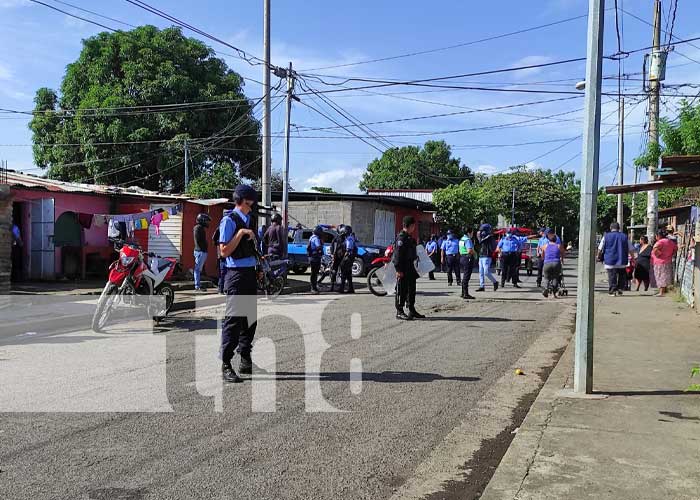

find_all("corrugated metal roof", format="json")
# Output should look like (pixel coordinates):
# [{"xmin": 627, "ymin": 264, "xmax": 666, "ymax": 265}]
[
  {"xmin": 5, "ymin": 170, "xmax": 188, "ymax": 200},
  {"xmin": 367, "ymin": 189, "xmax": 434, "ymax": 203}
]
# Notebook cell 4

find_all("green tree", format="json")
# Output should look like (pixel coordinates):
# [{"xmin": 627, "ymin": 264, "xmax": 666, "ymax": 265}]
[
  {"xmin": 359, "ymin": 140, "xmax": 472, "ymax": 191},
  {"xmin": 309, "ymin": 186, "xmax": 336, "ymax": 193},
  {"xmin": 186, "ymin": 162, "xmax": 239, "ymax": 199},
  {"xmin": 433, "ymin": 167, "xmax": 582, "ymax": 237},
  {"xmin": 29, "ymin": 26, "xmax": 261, "ymax": 191}
]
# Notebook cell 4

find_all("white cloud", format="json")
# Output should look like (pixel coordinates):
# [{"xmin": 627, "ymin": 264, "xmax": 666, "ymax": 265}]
[
  {"xmin": 476, "ymin": 164, "xmax": 498, "ymax": 174},
  {"xmin": 301, "ymin": 167, "xmax": 365, "ymax": 194},
  {"xmin": 0, "ymin": 0, "xmax": 29, "ymax": 7},
  {"xmin": 0, "ymin": 62, "xmax": 13, "ymax": 80},
  {"xmin": 510, "ymin": 55, "xmax": 555, "ymax": 80}
]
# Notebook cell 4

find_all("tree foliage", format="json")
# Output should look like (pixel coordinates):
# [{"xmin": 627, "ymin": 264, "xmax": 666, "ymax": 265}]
[
  {"xmin": 359, "ymin": 140, "xmax": 472, "ymax": 191},
  {"xmin": 310, "ymin": 186, "xmax": 336, "ymax": 193},
  {"xmin": 635, "ymin": 100, "xmax": 700, "ymax": 167},
  {"xmin": 29, "ymin": 26, "xmax": 261, "ymax": 191},
  {"xmin": 433, "ymin": 167, "xmax": 580, "ymax": 235},
  {"xmin": 185, "ymin": 162, "xmax": 239, "ymax": 199}
]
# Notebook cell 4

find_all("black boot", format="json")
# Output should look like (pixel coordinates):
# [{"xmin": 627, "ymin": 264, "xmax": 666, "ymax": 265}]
[
  {"xmin": 239, "ymin": 353, "xmax": 253, "ymax": 376},
  {"xmin": 396, "ymin": 309, "xmax": 412, "ymax": 320},
  {"xmin": 222, "ymin": 363, "xmax": 243, "ymax": 383},
  {"xmin": 408, "ymin": 309, "xmax": 425, "ymax": 319}
]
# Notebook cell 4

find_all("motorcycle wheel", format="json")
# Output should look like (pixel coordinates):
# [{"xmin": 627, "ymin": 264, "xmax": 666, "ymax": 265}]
[
  {"xmin": 92, "ymin": 283, "xmax": 119, "ymax": 333},
  {"xmin": 266, "ymin": 276, "xmax": 285, "ymax": 297},
  {"xmin": 367, "ymin": 267, "xmax": 387, "ymax": 297},
  {"xmin": 157, "ymin": 284, "xmax": 175, "ymax": 315}
]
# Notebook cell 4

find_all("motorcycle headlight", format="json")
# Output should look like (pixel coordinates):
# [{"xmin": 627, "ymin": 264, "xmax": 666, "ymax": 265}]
[{"xmin": 120, "ymin": 255, "xmax": 135, "ymax": 267}]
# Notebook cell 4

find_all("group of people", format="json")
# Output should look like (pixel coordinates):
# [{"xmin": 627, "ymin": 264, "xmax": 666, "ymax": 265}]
[
  {"xmin": 307, "ymin": 224, "xmax": 357, "ymax": 295},
  {"xmin": 598, "ymin": 222, "xmax": 679, "ymax": 297}
]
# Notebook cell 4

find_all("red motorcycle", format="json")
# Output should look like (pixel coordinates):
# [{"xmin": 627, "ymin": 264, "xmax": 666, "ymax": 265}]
[
  {"xmin": 366, "ymin": 245, "xmax": 393, "ymax": 297},
  {"xmin": 92, "ymin": 241, "xmax": 179, "ymax": 332}
]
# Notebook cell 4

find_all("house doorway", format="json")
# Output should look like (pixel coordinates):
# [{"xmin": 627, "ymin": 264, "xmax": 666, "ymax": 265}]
[{"xmin": 11, "ymin": 201, "xmax": 24, "ymax": 281}]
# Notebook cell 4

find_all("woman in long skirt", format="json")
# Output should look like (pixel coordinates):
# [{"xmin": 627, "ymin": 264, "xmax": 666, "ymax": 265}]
[{"xmin": 651, "ymin": 230, "xmax": 677, "ymax": 297}]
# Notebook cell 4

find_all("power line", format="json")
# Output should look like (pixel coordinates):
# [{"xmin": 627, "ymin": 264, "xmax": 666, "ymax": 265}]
[
  {"xmin": 299, "ymin": 13, "xmax": 591, "ymax": 71},
  {"xmin": 45, "ymin": 0, "xmax": 137, "ymax": 28},
  {"xmin": 28, "ymin": 0, "xmax": 117, "ymax": 31},
  {"xmin": 123, "ymin": 0, "xmax": 268, "ymax": 68}
]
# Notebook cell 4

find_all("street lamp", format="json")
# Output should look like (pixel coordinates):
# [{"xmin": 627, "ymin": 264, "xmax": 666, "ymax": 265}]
[{"xmin": 575, "ymin": 80, "xmax": 586, "ymax": 91}]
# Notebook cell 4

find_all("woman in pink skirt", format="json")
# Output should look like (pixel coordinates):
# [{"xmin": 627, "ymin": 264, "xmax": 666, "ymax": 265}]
[{"xmin": 651, "ymin": 229, "xmax": 677, "ymax": 297}]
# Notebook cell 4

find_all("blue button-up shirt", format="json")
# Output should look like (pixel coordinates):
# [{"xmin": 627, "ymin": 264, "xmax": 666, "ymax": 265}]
[
  {"xmin": 498, "ymin": 235, "xmax": 520, "ymax": 253},
  {"xmin": 219, "ymin": 208, "xmax": 257, "ymax": 268},
  {"xmin": 345, "ymin": 234, "xmax": 357, "ymax": 252},
  {"xmin": 441, "ymin": 236, "xmax": 460, "ymax": 255},
  {"xmin": 425, "ymin": 240, "xmax": 438, "ymax": 254},
  {"xmin": 538, "ymin": 235, "xmax": 561, "ymax": 249}
]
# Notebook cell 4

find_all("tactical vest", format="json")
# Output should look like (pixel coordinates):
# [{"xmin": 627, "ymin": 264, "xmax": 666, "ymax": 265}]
[
  {"xmin": 228, "ymin": 211, "xmax": 257, "ymax": 260},
  {"xmin": 458, "ymin": 236, "xmax": 471, "ymax": 255}
]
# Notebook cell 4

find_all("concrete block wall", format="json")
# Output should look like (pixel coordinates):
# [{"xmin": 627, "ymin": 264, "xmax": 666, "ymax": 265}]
[
  {"xmin": 288, "ymin": 200, "xmax": 353, "ymax": 231},
  {"xmin": 350, "ymin": 201, "xmax": 380, "ymax": 244},
  {"xmin": 0, "ymin": 185, "xmax": 13, "ymax": 295}
]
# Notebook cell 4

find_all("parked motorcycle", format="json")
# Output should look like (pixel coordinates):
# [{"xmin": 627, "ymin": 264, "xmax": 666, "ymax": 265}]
[
  {"xmin": 257, "ymin": 254, "xmax": 289, "ymax": 297},
  {"xmin": 315, "ymin": 254, "xmax": 341, "ymax": 291},
  {"xmin": 92, "ymin": 241, "xmax": 179, "ymax": 332},
  {"xmin": 366, "ymin": 245, "xmax": 394, "ymax": 297}
]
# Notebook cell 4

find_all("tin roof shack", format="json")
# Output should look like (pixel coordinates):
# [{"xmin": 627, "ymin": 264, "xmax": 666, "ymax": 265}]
[
  {"xmin": 270, "ymin": 191, "xmax": 437, "ymax": 246},
  {"xmin": 4, "ymin": 170, "xmax": 186, "ymax": 281}
]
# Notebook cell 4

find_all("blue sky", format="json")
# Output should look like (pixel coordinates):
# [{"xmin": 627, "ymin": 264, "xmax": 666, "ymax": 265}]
[{"xmin": 1, "ymin": 0, "xmax": 699, "ymax": 193}]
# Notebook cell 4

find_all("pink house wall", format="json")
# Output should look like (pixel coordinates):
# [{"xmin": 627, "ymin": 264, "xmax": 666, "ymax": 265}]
[{"xmin": 10, "ymin": 188, "xmax": 111, "ymax": 278}]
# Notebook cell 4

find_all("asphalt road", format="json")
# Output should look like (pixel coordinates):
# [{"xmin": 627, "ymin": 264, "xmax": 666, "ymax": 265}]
[{"xmin": 0, "ymin": 264, "xmax": 575, "ymax": 500}]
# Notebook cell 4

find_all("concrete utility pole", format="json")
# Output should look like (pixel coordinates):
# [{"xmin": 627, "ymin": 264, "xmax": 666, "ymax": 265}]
[
  {"xmin": 574, "ymin": 0, "xmax": 605, "ymax": 395},
  {"xmin": 281, "ymin": 62, "xmax": 295, "ymax": 230},
  {"xmin": 184, "ymin": 138, "xmax": 189, "ymax": 190},
  {"xmin": 511, "ymin": 188, "xmax": 516, "ymax": 226},
  {"xmin": 631, "ymin": 165, "xmax": 639, "ymax": 229},
  {"xmin": 261, "ymin": 0, "xmax": 272, "ymax": 221},
  {"xmin": 646, "ymin": 0, "xmax": 662, "ymax": 242},
  {"xmin": 617, "ymin": 96, "xmax": 625, "ymax": 227}
]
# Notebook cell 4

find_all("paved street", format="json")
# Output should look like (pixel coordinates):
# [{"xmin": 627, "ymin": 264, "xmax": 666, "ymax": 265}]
[{"xmin": 0, "ymin": 265, "xmax": 575, "ymax": 500}]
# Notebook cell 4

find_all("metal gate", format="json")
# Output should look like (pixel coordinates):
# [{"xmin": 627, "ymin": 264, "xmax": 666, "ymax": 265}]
[
  {"xmin": 30, "ymin": 198, "xmax": 54, "ymax": 279},
  {"xmin": 373, "ymin": 209, "xmax": 396, "ymax": 247}
]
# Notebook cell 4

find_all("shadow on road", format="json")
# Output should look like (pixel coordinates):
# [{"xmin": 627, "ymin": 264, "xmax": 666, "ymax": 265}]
[
  {"xmin": 422, "ymin": 316, "xmax": 535, "ymax": 322},
  {"xmin": 270, "ymin": 371, "xmax": 480, "ymax": 383}
]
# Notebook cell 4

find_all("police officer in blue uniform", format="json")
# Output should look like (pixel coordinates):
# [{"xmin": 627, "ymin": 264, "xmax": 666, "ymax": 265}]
[
  {"xmin": 497, "ymin": 229, "xmax": 521, "ymax": 288},
  {"xmin": 218, "ymin": 184, "xmax": 259, "ymax": 383},
  {"xmin": 441, "ymin": 230, "xmax": 461, "ymax": 286},
  {"xmin": 339, "ymin": 225, "xmax": 357, "ymax": 293},
  {"xmin": 307, "ymin": 225, "xmax": 324, "ymax": 294},
  {"xmin": 425, "ymin": 235, "xmax": 438, "ymax": 280},
  {"xmin": 458, "ymin": 228, "xmax": 476, "ymax": 299}
]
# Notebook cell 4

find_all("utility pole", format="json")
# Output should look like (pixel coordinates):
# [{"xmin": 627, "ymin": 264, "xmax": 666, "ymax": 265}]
[
  {"xmin": 261, "ymin": 0, "xmax": 272, "ymax": 222},
  {"xmin": 631, "ymin": 165, "xmax": 639, "ymax": 229},
  {"xmin": 511, "ymin": 188, "xmax": 515, "ymax": 227},
  {"xmin": 617, "ymin": 96, "xmax": 625, "ymax": 227},
  {"xmin": 574, "ymin": 0, "xmax": 605, "ymax": 395},
  {"xmin": 184, "ymin": 138, "xmax": 189, "ymax": 190},
  {"xmin": 646, "ymin": 0, "xmax": 662, "ymax": 242},
  {"xmin": 281, "ymin": 62, "xmax": 295, "ymax": 230}
]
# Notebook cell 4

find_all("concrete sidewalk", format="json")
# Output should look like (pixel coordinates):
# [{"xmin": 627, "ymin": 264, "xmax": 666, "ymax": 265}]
[{"xmin": 482, "ymin": 271, "xmax": 700, "ymax": 500}]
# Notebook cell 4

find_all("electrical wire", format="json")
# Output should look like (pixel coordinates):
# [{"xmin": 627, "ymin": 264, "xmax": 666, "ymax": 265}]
[{"xmin": 299, "ymin": 13, "xmax": 591, "ymax": 71}]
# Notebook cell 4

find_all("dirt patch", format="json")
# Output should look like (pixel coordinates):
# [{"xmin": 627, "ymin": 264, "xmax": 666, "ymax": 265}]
[{"xmin": 422, "ymin": 345, "xmax": 566, "ymax": 500}]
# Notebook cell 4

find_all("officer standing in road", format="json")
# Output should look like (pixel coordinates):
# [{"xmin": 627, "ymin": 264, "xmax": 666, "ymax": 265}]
[
  {"xmin": 458, "ymin": 228, "xmax": 476, "ymax": 299},
  {"xmin": 218, "ymin": 184, "xmax": 259, "ymax": 384},
  {"xmin": 329, "ymin": 227, "xmax": 346, "ymax": 293},
  {"xmin": 441, "ymin": 230, "xmax": 461, "ymax": 286},
  {"xmin": 339, "ymin": 225, "xmax": 357, "ymax": 293},
  {"xmin": 393, "ymin": 216, "xmax": 425, "ymax": 320},
  {"xmin": 497, "ymin": 229, "xmax": 521, "ymax": 288},
  {"xmin": 426, "ymin": 235, "xmax": 438, "ymax": 280},
  {"xmin": 307, "ymin": 225, "xmax": 324, "ymax": 294}
]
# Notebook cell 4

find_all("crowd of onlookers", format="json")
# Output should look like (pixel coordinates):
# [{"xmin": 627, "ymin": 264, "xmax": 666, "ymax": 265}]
[{"xmin": 599, "ymin": 222, "xmax": 680, "ymax": 297}]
